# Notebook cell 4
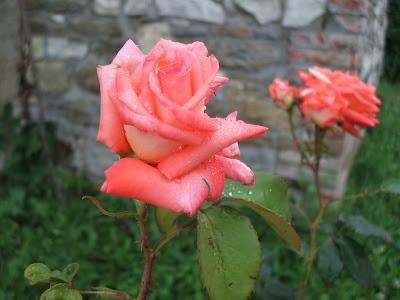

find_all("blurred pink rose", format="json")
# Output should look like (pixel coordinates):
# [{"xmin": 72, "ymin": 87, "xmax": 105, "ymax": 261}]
[{"xmin": 298, "ymin": 66, "xmax": 380, "ymax": 137}]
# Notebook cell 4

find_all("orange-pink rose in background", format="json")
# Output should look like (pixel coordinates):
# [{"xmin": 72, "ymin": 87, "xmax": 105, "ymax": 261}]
[
  {"xmin": 97, "ymin": 39, "xmax": 268, "ymax": 214},
  {"xmin": 298, "ymin": 66, "xmax": 380, "ymax": 137},
  {"xmin": 268, "ymin": 79, "xmax": 297, "ymax": 110}
]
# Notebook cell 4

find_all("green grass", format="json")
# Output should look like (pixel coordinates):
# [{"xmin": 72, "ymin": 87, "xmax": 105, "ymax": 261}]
[{"xmin": 0, "ymin": 80, "xmax": 399, "ymax": 299}]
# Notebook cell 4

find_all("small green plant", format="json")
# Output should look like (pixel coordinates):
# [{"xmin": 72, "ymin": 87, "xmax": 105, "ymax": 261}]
[{"xmin": 24, "ymin": 262, "xmax": 133, "ymax": 300}]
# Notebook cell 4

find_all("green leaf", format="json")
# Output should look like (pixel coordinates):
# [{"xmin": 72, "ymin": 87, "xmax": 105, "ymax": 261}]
[
  {"xmin": 335, "ymin": 237, "xmax": 375, "ymax": 288},
  {"xmin": 381, "ymin": 178, "xmax": 400, "ymax": 194},
  {"xmin": 317, "ymin": 240, "xmax": 343, "ymax": 281},
  {"xmin": 24, "ymin": 263, "xmax": 51, "ymax": 285},
  {"xmin": 339, "ymin": 214, "xmax": 392, "ymax": 242},
  {"xmin": 50, "ymin": 270, "xmax": 69, "ymax": 283},
  {"xmin": 155, "ymin": 207, "xmax": 180, "ymax": 233},
  {"xmin": 221, "ymin": 172, "xmax": 301, "ymax": 250},
  {"xmin": 197, "ymin": 206, "xmax": 261, "ymax": 300},
  {"xmin": 63, "ymin": 263, "xmax": 80, "ymax": 282},
  {"xmin": 40, "ymin": 283, "xmax": 82, "ymax": 300}
]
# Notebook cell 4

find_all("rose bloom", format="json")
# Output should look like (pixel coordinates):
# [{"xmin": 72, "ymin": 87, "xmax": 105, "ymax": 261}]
[
  {"xmin": 268, "ymin": 79, "xmax": 296, "ymax": 110},
  {"xmin": 96, "ymin": 39, "xmax": 268, "ymax": 214},
  {"xmin": 298, "ymin": 66, "xmax": 380, "ymax": 137}
]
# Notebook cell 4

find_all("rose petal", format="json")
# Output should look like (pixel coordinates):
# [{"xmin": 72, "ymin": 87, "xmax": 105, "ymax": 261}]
[
  {"xmin": 113, "ymin": 67, "xmax": 205, "ymax": 145},
  {"xmin": 342, "ymin": 120, "xmax": 361, "ymax": 138},
  {"xmin": 124, "ymin": 125, "xmax": 181, "ymax": 162},
  {"xmin": 112, "ymin": 39, "xmax": 144, "ymax": 67},
  {"xmin": 216, "ymin": 155, "xmax": 254, "ymax": 185},
  {"xmin": 304, "ymin": 107, "xmax": 339, "ymax": 128},
  {"xmin": 149, "ymin": 71, "xmax": 219, "ymax": 131},
  {"xmin": 158, "ymin": 117, "xmax": 268, "ymax": 179},
  {"xmin": 218, "ymin": 112, "xmax": 240, "ymax": 158},
  {"xmin": 96, "ymin": 65, "xmax": 131, "ymax": 153},
  {"xmin": 115, "ymin": 67, "xmax": 148, "ymax": 114},
  {"xmin": 219, "ymin": 142, "xmax": 240, "ymax": 159},
  {"xmin": 139, "ymin": 39, "xmax": 194, "ymax": 115},
  {"xmin": 112, "ymin": 40, "xmax": 144, "ymax": 92},
  {"xmin": 113, "ymin": 93, "xmax": 204, "ymax": 145},
  {"xmin": 186, "ymin": 42, "xmax": 206, "ymax": 92},
  {"xmin": 204, "ymin": 76, "xmax": 229, "ymax": 105},
  {"xmin": 101, "ymin": 157, "xmax": 225, "ymax": 214},
  {"xmin": 138, "ymin": 54, "xmax": 158, "ymax": 115},
  {"xmin": 343, "ymin": 109, "xmax": 376, "ymax": 127},
  {"xmin": 182, "ymin": 56, "xmax": 220, "ymax": 110},
  {"xmin": 158, "ymin": 53, "xmax": 193, "ymax": 106},
  {"xmin": 187, "ymin": 41, "xmax": 208, "ymax": 58}
]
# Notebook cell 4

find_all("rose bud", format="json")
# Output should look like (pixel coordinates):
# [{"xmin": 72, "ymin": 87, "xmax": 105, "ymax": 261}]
[{"xmin": 268, "ymin": 79, "xmax": 297, "ymax": 110}]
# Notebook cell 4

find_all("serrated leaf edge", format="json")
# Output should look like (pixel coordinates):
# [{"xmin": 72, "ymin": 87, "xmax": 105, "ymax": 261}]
[{"xmin": 196, "ymin": 207, "xmax": 261, "ymax": 300}]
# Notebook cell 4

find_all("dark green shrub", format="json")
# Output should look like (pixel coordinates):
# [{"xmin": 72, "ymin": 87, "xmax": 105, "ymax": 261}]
[{"xmin": 383, "ymin": 0, "xmax": 400, "ymax": 82}]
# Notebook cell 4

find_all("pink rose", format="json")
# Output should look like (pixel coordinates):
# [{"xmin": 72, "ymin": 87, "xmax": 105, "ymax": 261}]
[
  {"xmin": 298, "ymin": 66, "xmax": 380, "ymax": 137},
  {"xmin": 268, "ymin": 79, "xmax": 296, "ymax": 110},
  {"xmin": 97, "ymin": 39, "xmax": 268, "ymax": 214}
]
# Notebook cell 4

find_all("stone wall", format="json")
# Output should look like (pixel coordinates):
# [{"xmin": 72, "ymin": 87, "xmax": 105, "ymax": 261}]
[
  {"xmin": 0, "ymin": 1, "xmax": 20, "ymax": 109},
  {"xmin": 22, "ymin": 0, "xmax": 388, "ymax": 195}
]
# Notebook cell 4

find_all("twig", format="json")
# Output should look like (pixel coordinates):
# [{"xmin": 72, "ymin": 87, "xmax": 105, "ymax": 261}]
[
  {"xmin": 79, "ymin": 290, "xmax": 132, "ymax": 300},
  {"xmin": 136, "ymin": 203, "xmax": 154, "ymax": 300},
  {"xmin": 287, "ymin": 110, "xmax": 315, "ymax": 171},
  {"xmin": 292, "ymin": 203, "xmax": 311, "ymax": 226},
  {"xmin": 82, "ymin": 196, "xmax": 137, "ymax": 219},
  {"xmin": 153, "ymin": 219, "xmax": 196, "ymax": 254},
  {"xmin": 313, "ymin": 126, "xmax": 325, "ymax": 204},
  {"xmin": 330, "ymin": 187, "xmax": 382, "ymax": 203},
  {"xmin": 296, "ymin": 126, "xmax": 327, "ymax": 300},
  {"xmin": 135, "ymin": 203, "xmax": 197, "ymax": 299}
]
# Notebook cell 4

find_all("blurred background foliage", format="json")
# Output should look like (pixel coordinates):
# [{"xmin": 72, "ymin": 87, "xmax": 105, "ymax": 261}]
[{"xmin": 1, "ymin": 1, "xmax": 400, "ymax": 300}]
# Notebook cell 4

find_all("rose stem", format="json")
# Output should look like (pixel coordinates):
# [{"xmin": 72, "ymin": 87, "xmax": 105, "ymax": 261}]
[
  {"xmin": 295, "ymin": 125, "xmax": 329, "ymax": 300},
  {"xmin": 136, "ymin": 203, "xmax": 154, "ymax": 300}
]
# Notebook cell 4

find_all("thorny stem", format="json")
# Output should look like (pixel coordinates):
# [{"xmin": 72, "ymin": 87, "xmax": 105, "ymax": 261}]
[
  {"xmin": 297, "ymin": 201, "xmax": 327, "ymax": 300},
  {"xmin": 135, "ymin": 202, "xmax": 196, "ymax": 300},
  {"xmin": 296, "ymin": 179, "xmax": 382, "ymax": 300},
  {"xmin": 83, "ymin": 198, "xmax": 195, "ymax": 300},
  {"xmin": 295, "ymin": 124, "xmax": 328, "ymax": 300},
  {"xmin": 313, "ymin": 126, "xmax": 326, "ymax": 204},
  {"xmin": 287, "ymin": 110, "xmax": 315, "ymax": 171},
  {"xmin": 288, "ymin": 109, "xmax": 383, "ymax": 299},
  {"xmin": 153, "ymin": 219, "xmax": 197, "ymax": 254},
  {"xmin": 136, "ymin": 203, "xmax": 154, "ymax": 300}
]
